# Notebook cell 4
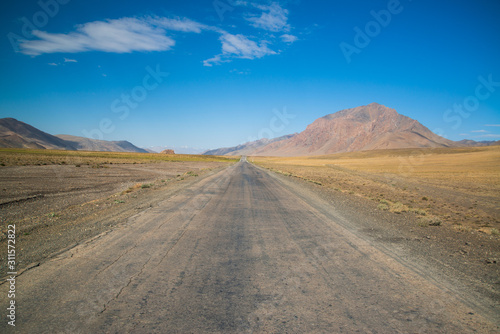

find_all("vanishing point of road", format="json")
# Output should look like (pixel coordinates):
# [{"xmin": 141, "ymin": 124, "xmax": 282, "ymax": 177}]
[{"xmin": 1, "ymin": 159, "xmax": 497, "ymax": 333}]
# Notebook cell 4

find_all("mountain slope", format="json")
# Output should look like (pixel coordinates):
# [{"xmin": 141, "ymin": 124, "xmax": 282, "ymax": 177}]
[
  {"xmin": 0, "ymin": 118, "xmax": 76, "ymax": 150},
  {"xmin": 203, "ymin": 134, "xmax": 297, "ymax": 156},
  {"xmin": 253, "ymin": 103, "xmax": 458, "ymax": 156},
  {"xmin": 0, "ymin": 118, "xmax": 147, "ymax": 153},
  {"xmin": 55, "ymin": 135, "xmax": 148, "ymax": 153}
]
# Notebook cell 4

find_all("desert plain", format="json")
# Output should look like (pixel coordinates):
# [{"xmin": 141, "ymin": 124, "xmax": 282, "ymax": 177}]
[{"xmin": 0, "ymin": 146, "xmax": 499, "ymax": 332}]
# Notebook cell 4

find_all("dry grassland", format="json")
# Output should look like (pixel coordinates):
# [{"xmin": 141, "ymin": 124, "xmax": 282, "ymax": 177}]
[
  {"xmin": 0, "ymin": 148, "xmax": 238, "ymax": 166},
  {"xmin": 252, "ymin": 146, "xmax": 500, "ymax": 234}
]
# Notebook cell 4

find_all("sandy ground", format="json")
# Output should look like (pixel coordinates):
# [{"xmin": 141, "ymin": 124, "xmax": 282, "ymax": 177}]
[{"xmin": 0, "ymin": 161, "xmax": 230, "ymax": 277}]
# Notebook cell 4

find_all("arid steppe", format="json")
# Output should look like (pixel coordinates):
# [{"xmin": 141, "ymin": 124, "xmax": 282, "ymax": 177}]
[
  {"xmin": 252, "ymin": 146, "xmax": 500, "ymax": 235},
  {"xmin": 0, "ymin": 149, "xmax": 237, "ymax": 278},
  {"xmin": 0, "ymin": 147, "xmax": 499, "ymax": 332}
]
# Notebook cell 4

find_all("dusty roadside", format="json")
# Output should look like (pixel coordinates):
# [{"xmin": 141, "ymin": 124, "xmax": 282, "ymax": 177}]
[
  {"xmin": 0, "ymin": 161, "xmax": 233, "ymax": 278},
  {"xmin": 254, "ymin": 162, "xmax": 500, "ymax": 323}
]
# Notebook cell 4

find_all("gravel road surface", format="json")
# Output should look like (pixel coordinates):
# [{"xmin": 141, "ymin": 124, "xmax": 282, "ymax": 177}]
[{"xmin": 0, "ymin": 160, "xmax": 497, "ymax": 333}]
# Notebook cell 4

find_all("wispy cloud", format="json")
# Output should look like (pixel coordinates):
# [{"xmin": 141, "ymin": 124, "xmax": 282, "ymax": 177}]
[
  {"xmin": 204, "ymin": 32, "xmax": 276, "ymax": 66},
  {"xmin": 19, "ymin": 16, "xmax": 205, "ymax": 56},
  {"xmin": 20, "ymin": 8, "xmax": 295, "ymax": 67},
  {"xmin": 151, "ymin": 16, "xmax": 206, "ymax": 33},
  {"xmin": 485, "ymin": 124, "xmax": 500, "ymax": 127},
  {"xmin": 230, "ymin": 68, "xmax": 251, "ymax": 75},
  {"xmin": 221, "ymin": 33, "xmax": 275, "ymax": 58},
  {"xmin": 471, "ymin": 130, "xmax": 488, "ymax": 133},
  {"xmin": 280, "ymin": 34, "xmax": 298, "ymax": 43},
  {"xmin": 475, "ymin": 134, "xmax": 500, "ymax": 138},
  {"xmin": 203, "ymin": 54, "xmax": 227, "ymax": 67},
  {"xmin": 245, "ymin": 2, "xmax": 291, "ymax": 32}
]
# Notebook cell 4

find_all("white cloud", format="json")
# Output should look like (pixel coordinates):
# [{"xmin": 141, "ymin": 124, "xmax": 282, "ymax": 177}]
[
  {"xmin": 280, "ymin": 34, "xmax": 298, "ymax": 43},
  {"xmin": 151, "ymin": 16, "xmax": 206, "ymax": 33},
  {"xmin": 230, "ymin": 68, "xmax": 251, "ymax": 75},
  {"xmin": 221, "ymin": 33, "xmax": 275, "ymax": 58},
  {"xmin": 246, "ymin": 2, "xmax": 290, "ymax": 32},
  {"xmin": 19, "ymin": 13, "xmax": 288, "ymax": 67},
  {"xmin": 471, "ymin": 130, "xmax": 488, "ymax": 133},
  {"xmin": 64, "ymin": 57, "xmax": 77, "ymax": 62},
  {"xmin": 204, "ymin": 32, "xmax": 276, "ymax": 66},
  {"xmin": 19, "ymin": 16, "xmax": 207, "ymax": 56},
  {"xmin": 203, "ymin": 54, "xmax": 226, "ymax": 67},
  {"xmin": 485, "ymin": 124, "xmax": 500, "ymax": 127},
  {"xmin": 48, "ymin": 62, "xmax": 58, "ymax": 66}
]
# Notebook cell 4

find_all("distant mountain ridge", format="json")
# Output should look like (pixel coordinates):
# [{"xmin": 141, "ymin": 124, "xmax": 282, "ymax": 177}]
[
  {"xmin": 455, "ymin": 139, "xmax": 496, "ymax": 147},
  {"xmin": 203, "ymin": 134, "xmax": 297, "ymax": 156},
  {"xmin": 0, "ymin": 118, "xmax": 147, "ymax": 153},
  {"xmin": 55, "ymin": 135, "xmax": 148, "ymax": 153},
  {"xmin": 205, "ymin": 103, "xmax": 496, "ymax": 157}
]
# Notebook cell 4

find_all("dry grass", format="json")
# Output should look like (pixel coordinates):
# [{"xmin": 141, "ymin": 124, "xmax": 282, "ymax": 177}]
[
  {"xmin": 418, "ymin": 216, "xmax": 443, "ymax": 226},
  {"xmin": 121, "ymin": 183, "xmax": 143, "ymax": 195},
  {"xmin": 252, "ymin": 146, "xmax": 500, "ymax": 234},
  {"xmin": 0, "ymin": 148, "xmax": 238, "ymax": 166},
  {"xmin": 251, "ymin": 146, "xmax": 500, "ymax": 194}
]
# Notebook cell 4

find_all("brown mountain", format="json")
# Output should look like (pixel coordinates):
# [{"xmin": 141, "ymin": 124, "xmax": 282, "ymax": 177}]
[
  {"xmin": 253, "ymin": 103, "xmax": 457, "ymax": 156},
  {"xmin": 0, "ymin": 118, "xmax": 76, "ymax": 150},
  {"xmin": 205, "ymin": 103, "xmax": 462, "ymax": 157},
  {"xmin": 0, "ymin": 118, "xmax": 147, "ymax": 153},
  {"xmin": 55, "ymin": 135, "xmax": 148, "ymax": 153}
]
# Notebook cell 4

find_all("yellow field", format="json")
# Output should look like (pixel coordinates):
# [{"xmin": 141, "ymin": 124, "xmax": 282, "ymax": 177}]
[
  {"xmin": 252, "ymin": 146, "xmax": 500, "ymax": 234},
  {"xmin": 0, "ymin": 148, "xmax": 239, "ymax": 166}
]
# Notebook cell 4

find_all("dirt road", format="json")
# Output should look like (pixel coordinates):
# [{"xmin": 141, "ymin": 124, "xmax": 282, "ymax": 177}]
[{"xmin": 1, "ymin": 160, "xmax": 498, "ymax": 333}]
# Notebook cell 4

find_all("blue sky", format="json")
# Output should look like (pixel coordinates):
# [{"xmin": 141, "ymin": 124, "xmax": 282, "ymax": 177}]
[{"xmin": 1, "ymin": 0, "xmax": 499, "ymax": 151}]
